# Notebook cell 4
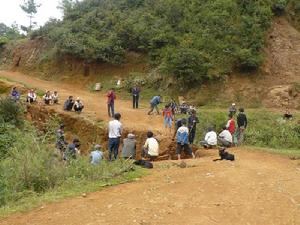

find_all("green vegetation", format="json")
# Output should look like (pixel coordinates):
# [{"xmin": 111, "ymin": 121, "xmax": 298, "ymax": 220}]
[
  {"xmin": 20, "ymin": 0, "xmax": 41, "ymax": 33},
  {"xmin": 31, "ymin": 0, "xmax": 284, "ymax": 86},
  {"xmin": 287, "ymin": 0, "xmax": 300, "ymax": 30},
  {"xmin": 0, "ymin": 99, "xmax": 145, "ymax": 216},
  {"xmin": 0, "ymin": 23, "xmax": 23, "ymax": 47},
  {"xmin": 192, "ymin": 108, "xmax": 300, "ymax": 155}
]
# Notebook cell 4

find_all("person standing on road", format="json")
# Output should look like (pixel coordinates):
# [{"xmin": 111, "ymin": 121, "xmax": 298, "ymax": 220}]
[
  {"xmin": 176, "ymin": 119, "xmax": 195, "ymax": 160},
  {"xmin": 108, "ymin": 113, "xmax": 122, "ymax": 161},
  {"xmin": 236, "ymin": 108, "xmax": 248, "ymax": 145},
  {"xmin": 188, "ymin": 110, "xmax": 199, "ymax": 144},
  {"xmin": 107, "ymin": 88, "xmax": 116, "ymax": 117},
  {"xmin": 148, "ymin": 95, "xmax": 162, "ymax": 115},
  {"xmin": 132, "ymin": 86, "xmax": 140, "ymax": 109}
]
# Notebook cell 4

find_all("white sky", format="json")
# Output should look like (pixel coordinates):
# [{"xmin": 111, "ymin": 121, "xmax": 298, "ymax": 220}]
[{"xmin": 0, "ymin": 0, "xmax": 63, "ymax": 28}]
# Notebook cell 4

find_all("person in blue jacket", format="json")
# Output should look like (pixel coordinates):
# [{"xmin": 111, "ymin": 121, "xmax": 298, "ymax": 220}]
[
  {"xmin": 176, "ymin": 119, "xmax": 195, "ymax": 160},
  {"xmin": 10, "ymin": 87, "xmax": 20, "ymax": 101},
  {"xmin": 148, "ymin": 95, "xmax": 162, "ymax": 115}
]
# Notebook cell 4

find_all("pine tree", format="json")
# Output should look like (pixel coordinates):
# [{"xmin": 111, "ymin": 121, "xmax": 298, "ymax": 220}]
[{"xmin": 20, "ymin": 0, "xmax": 41, "ymax": 32}]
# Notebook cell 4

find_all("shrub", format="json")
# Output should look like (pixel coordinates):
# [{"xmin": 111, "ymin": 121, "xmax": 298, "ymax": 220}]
[
  {"xmin": 235, "ymin": 48, "xmax": 263, "ymax": 72},
  {"xmin": 272, "ymin": 0, "xmax": 288, "ymax": 15},
  {"xmin": 0, "ymin": 123, "xmax": 16, "ymax": 159},
  {"xmin": 160, "ymin": 47, "xmax": 210, "ymax": 86},
  {"xmin": 0, "ymin": 97, "xmax": 24, "ymax": 125},
  {"xmin": 0, "ymin": 36, "xmax": 8, "ymax": 47}
]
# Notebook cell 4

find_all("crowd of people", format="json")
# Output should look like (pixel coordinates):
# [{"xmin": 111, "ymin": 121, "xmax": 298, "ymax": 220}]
[
  {"xmin": 52, "ymin": 85, "xmax": 251, "ymax": 164},
  {"xmin": 10, "ymin": 85, "xmax": 251, "ymax": 164}
]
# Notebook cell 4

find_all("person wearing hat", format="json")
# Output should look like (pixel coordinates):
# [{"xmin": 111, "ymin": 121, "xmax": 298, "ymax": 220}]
[
  {"xmin": 121, "ymin": 133, "xmax": 136, "ymax": 159},
  {"xmin": 90, "ymin": 144, "xmax": 104, "ymax": 165},
  {"xmin": 228, "ymin": 103, "xmax": 237, "ymax": 117},
  {"xmin": 74, "ymin": 97, "xmax": 84, "ymax": 113}
]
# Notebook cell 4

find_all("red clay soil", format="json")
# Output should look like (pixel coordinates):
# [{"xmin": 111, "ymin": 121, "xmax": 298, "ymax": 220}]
[{"xmin": 0, "ymin": 149, "xmax": 299, "ymax": 225}]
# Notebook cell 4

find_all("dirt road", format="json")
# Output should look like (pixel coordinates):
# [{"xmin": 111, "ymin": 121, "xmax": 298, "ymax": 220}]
[
  {"xmin": 0, "ymin": 149, "xmax": 299, "ymax": 225},
  {"xmin": 0, "ymin": 70, "xmax": 164, "ymax": 133}
]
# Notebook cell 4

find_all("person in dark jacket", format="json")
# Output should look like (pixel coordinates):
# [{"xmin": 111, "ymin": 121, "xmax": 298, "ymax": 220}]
[
  {"xmin": 187, "ymin": 110, "xmax": 199, "ymax": 144},
  {"xmin": 64, "ymin": 96, "xmax": 75, "ymax": 111},
  {"xmin": 236, "ymin": 108, "xmax": 248, "ymax": 145},
  {"xmin": 132, "ymin": 86, "xmax": 140, "ymax": 109}
]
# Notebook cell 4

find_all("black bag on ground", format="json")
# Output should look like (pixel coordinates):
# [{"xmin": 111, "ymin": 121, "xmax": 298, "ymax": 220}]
[{"xmin": 134, "ymin": 160, "xmax": 153, "ymax": 169}]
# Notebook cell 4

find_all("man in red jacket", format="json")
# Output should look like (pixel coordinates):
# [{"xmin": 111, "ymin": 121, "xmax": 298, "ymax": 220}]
[{"xmin": 107, "ymin": 88, "xmax": 116, "ymax": 117}]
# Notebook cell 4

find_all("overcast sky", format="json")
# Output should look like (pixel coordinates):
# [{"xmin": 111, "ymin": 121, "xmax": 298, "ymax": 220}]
[{"xmin": 0, "ymin": 0, "xmax": 63, "ymax": 28}]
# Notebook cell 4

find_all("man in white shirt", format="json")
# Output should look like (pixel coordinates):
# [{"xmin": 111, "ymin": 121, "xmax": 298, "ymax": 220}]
[
  {"xmin": 142, "ymin": 131, "xmax": 159, "ymax": 160},
  {"xmin": 200, "ymin": 127, "xmax": 217, "ymax": 148},
  {"xmin": 26, "ymin": 89, "xmax": 37, "ymax": 103},
  {"xmin": 108, "ymin": 113, "xmax": 122, "ymax": 161},
  {"xmin": 218, "ymin": 126, "xmax": 233, "ymax": 148}
]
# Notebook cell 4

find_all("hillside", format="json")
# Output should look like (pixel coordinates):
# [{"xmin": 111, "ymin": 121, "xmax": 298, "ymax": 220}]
[
  {"xmin": 2, "ymin": 0, "xmax": 277, "ymax": 81},
  {"xmin": 0, "ymin": 0, "xmax": 300, "ymax": 108}
]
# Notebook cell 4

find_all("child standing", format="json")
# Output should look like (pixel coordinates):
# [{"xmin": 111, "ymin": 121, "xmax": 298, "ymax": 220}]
[{"xmin": 163, "ymin": 104, "xmax": 173, "ymax": 135}]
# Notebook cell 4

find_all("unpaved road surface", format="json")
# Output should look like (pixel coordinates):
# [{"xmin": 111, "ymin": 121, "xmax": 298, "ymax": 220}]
[
  {"xmin": 0, "ymin": 149, "xmax": 299, "ymax": 225},
  {"xmin": 0, "ymin": 70, "xmax": 164, "ymax": 133}
]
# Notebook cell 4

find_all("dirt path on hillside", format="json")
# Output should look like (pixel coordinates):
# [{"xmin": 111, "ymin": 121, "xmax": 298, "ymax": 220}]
[
  {"xmin": 0, "ymin": 70, "xmax": 164, "ymax": 133},
  {"xmin": 0, "ymin": 149, "xmax": 299, "ymax": 225}
]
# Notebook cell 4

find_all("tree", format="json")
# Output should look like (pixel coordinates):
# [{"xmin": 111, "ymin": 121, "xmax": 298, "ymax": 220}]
[{"xmin": 20, "ymin": 0, "xmax": 41, "ymax": 32}]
